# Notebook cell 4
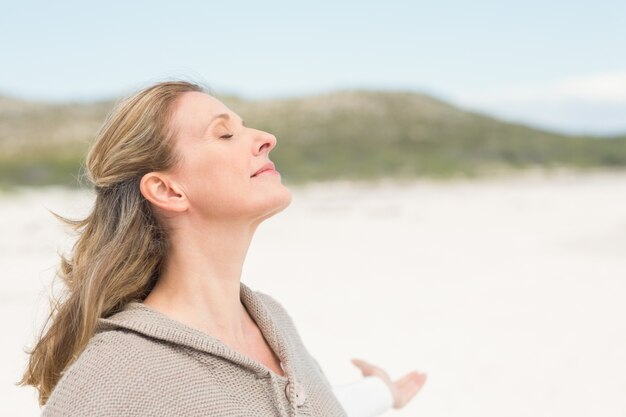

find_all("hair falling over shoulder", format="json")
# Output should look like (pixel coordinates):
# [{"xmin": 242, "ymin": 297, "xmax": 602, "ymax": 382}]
[{"xmin": 16, "ymin": 79, "xmax": 207, "ymax": 407}]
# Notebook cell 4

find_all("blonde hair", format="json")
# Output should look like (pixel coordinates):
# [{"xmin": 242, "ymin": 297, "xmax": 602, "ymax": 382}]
[{"xmin": 17, "ymin": 80, "xmax": 206, "ymax": 406}]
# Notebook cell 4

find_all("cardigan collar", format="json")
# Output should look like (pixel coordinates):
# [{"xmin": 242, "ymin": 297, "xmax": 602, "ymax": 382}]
[{"xmin": 96, "ymin": 281, "xmax": 295, "ymax": 383}]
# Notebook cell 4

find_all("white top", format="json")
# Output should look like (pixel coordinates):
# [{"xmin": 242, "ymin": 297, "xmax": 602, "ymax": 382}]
[
  {"xmin": 332, "ymin": 376, "xmax": 394, "ymax": 417},
  {"xmin": 278, "ymin": 360, "xmax": 393, "ymax": 416}
]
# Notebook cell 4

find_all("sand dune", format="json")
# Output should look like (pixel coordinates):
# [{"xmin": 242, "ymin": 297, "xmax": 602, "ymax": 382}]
[{"xmin": 2, "ymin": 170, "xmax": 625, "ymax": 416}]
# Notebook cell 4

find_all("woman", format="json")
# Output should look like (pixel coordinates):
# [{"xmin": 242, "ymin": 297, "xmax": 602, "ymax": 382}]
[{"xmin": 19, "ymin": 81, "xmax": 427, "ymax": 416}]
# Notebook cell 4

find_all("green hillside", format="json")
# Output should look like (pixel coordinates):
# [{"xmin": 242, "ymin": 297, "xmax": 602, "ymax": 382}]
[{"xmin": 1, "ymin": 89, "xmax": 625, "ymax": 190}]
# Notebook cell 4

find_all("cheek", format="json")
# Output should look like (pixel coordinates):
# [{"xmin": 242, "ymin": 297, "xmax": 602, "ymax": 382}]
[
  {"xmin": 181, "ymin": 152, "xmax": 252, "ymax": 208},
  {"xmin": 180, "ymin": 147, "xmax": 229, "ymax": 182}
]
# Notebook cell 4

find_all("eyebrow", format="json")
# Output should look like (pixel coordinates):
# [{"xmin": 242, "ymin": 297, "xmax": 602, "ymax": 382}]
[
  {"xmin": 206, "ymin": 113, "xmax": 246, "ymax": 129},
  {"xmin": 210, "ymin": 113, "xmax": 230, "ymax": 124}
]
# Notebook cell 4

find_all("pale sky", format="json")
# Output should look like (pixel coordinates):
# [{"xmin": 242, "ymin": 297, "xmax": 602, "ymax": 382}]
[{"xmin": 1, "ymin": 0, "xmax": 625, "ymax": 135}]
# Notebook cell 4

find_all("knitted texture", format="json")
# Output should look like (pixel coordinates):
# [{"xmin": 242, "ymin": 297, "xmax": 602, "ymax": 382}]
[{"xmin": 41, "ymin": 282, "xmax": 349, "ymax": 417}]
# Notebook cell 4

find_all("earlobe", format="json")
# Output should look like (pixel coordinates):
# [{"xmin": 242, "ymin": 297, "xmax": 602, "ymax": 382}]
[{"xmin": 140, "ymin": 173, "xmax": 187, "ymax": 213}]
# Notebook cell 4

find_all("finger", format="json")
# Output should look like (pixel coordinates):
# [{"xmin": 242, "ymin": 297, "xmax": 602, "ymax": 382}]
[
  {"xmin": 398, "ymin": 372, "xmax": 427, "ymax": 390},
  {"xmin": 395, "ymin": 371, "xmax": 421, "ymax": 385},
  {"xmin": 397, "ymin": 385, "xmax": 420, "ymax": 408},
  {"xmin": 395, "ymin": 381, "xmax": 425, "ymax": 408},
  {"xmin": 350, "ymin": 358, "xmax": 373, "ymax": 368},
  {"xmin": 394, "ymin": 374, "xmax": 427, "ymax": 408},
  {"xmin": 350, "ymin": 358, "xmax": 376, "ymax": 375}
]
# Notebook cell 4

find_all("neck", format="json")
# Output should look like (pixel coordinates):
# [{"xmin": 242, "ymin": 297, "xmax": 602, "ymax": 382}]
[{"xmin": 143, "ymin": 216, "xmax": 259, "ymax": 347}]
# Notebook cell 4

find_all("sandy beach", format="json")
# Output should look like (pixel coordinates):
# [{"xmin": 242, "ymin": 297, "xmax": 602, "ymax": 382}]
[{"xmin": 2, "ymin": 169, "xmax": 625, "ymax": 416}]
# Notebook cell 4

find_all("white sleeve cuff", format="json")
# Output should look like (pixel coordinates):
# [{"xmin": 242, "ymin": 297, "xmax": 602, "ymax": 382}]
[{"xmin": 332, "ymin": 376, "xmax": 394, "ymax": 417}]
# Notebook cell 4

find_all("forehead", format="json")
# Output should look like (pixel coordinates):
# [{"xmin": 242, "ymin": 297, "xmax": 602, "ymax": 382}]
[{"xmin": 170, "ymin": 91, "xmax": 232, "ymax": 138}]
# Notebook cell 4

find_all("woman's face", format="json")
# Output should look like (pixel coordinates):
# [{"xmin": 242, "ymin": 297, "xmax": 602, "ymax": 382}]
[{"xmin": 160, "ymin": 91, "xmax": 292, "ymax": 224}]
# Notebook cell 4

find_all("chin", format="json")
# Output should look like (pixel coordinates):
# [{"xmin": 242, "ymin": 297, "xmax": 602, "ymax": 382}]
[
  {"xmin": 257, "ymin": 189, "xmax": 292, "ymax": 223},
  {"xmin": 273, "ymin": 187, "xmax": 293, "ymax": 212}
]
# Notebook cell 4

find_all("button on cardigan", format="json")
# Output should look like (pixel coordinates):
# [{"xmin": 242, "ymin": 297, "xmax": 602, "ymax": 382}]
[{"xmin": 41, "ymin": 281, "xmax": 388, "ymax": 417}]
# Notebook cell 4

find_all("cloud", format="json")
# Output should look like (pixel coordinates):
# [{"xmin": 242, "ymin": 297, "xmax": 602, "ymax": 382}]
[{"xmin": 450, "ymin": 71, "xmax": 626, "ymax": 136}]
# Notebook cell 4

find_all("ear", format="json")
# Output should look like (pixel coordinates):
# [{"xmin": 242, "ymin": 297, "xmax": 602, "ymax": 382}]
[{"xmin": 140, "ymin": 172, "xmax": 188, "ymax": 213}]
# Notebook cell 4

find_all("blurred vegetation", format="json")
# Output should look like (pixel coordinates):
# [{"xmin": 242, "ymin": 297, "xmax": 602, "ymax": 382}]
[{"xmin": 1, "ymin": 89, "xmax": 625, "ymax": 191}]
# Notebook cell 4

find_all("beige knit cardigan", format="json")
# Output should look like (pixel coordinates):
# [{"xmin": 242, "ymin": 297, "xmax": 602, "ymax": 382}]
[{"xmin": 41, "ymin": 282, "xmax": 349, "ymax": 417}]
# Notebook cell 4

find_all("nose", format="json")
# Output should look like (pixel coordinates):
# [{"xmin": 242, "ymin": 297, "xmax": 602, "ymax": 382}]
[{"xmin": 255, "ymin": 130, "xmax": 277, "ymax": 155}]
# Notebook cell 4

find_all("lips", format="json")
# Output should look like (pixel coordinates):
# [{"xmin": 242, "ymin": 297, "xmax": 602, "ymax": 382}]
[{"xmin": 252, "ymin": 162, "xmax": 276, "ymax": 177}]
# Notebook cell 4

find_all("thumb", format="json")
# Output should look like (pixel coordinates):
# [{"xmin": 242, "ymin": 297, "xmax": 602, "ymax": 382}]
[{"xmin": 350, "ymin": 358, "xmax": 375, "ymax": 377}]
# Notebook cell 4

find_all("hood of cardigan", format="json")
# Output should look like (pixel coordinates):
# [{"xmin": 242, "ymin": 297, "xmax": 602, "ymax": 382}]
[{"xmin": 95, "ymin": 281, "xmax": 298, "ymax": 381}]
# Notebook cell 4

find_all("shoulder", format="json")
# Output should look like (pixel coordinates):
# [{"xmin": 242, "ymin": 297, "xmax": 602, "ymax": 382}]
[
  {"xmin": 254, "ymin": 289, "xmax": 335, "ymax": 384},
  {"xmin": 42, "ymin": 330, "xmax": 161, "ymax": 416},
  {"xmin": 254, "ymin": 289, "xmax": 284, "ymax": 310},
  {"xmin": 254, "ymin": 289, "xmax": 295, "ymax": 322},
  {"xmin": 253, "ymin": 289, "xmax": 311, "ymax": 346}
]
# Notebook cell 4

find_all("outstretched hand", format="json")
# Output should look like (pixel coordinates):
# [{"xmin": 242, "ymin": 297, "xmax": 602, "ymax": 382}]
[{"xmin": 350, "ymin": 358, "xmax": 427, "ymax": 409}]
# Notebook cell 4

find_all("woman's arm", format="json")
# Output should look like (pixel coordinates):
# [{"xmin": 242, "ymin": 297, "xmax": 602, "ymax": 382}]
[{"xmin": 333, "ymin": 358, "xmax": 428, "ymax": 416}]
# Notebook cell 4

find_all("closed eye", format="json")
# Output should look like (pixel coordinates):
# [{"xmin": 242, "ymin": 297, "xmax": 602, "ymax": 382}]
[{"xmin": 220, "ymin": 134, "xmax": 233, "ymax": 139}]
